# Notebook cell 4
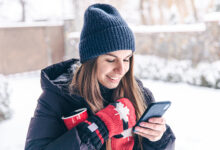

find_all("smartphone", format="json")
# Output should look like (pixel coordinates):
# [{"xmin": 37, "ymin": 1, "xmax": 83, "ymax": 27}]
[{"xmin": 133, "ymin": 101, "xmax": 171, "ymax": 130}]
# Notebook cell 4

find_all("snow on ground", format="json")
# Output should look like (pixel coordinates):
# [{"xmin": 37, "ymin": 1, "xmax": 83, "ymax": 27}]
[
  {"xmin": 0, "ymin": 71, "xmax": 41, "ymax": 150},
  {"xmin": 0, "ymin": 71, "xmax": 220, "ymax": 150},
  {"xmin": 131, "ymin": 23, "xmax": 206, "ymax": 33},
  {"xmin": 142, "ymin": 80, "xmax": 220, "ymax": 150}
]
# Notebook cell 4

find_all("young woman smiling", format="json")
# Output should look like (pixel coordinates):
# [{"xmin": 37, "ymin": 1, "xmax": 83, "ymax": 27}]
[{"xmin": 25, "ymin": 3, "xmax": 175, "ymax": 150}]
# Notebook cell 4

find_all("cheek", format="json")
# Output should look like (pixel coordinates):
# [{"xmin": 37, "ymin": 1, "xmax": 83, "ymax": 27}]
[{"xmin": 97, "ymin": 65, "xmax": 109, "ymax": 80}]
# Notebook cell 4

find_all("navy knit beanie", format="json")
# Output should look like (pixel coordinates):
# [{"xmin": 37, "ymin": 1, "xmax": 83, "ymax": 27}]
[{"xmin": 79, "ymin": 3, "xmax": 135, "ymax": 63}]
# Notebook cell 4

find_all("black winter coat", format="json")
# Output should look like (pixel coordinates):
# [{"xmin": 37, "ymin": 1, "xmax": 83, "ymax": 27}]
[{"xmin": 25, "ymin": 59, "xmax": 175, "ymax": 150}]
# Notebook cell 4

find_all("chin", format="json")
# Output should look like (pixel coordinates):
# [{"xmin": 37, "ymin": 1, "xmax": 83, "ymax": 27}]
[{"xmin": 105, "ymin": 83, "xmax": 119, "ymax": 89}]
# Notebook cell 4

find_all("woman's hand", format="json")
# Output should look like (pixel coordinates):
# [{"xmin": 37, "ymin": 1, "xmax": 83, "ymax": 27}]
[{"xmin": 134, "ymin": 117, "xmax": 166, "ymax": 142}]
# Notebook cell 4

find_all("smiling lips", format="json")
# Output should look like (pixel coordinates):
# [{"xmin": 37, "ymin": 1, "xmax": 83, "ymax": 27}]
[{"xmin": 107, "ymin": 75, "xmax": 121, "ymax": 83}]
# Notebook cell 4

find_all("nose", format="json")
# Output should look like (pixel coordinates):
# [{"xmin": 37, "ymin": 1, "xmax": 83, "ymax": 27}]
[{"xmin": 114, "ymin": 60, "xmax": 124, "ymax": 75}]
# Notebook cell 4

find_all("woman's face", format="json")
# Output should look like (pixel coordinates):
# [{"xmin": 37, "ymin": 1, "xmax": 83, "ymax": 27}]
[{"xmin": 96, "ymin": 50, "xmax": 133, "ymax": 89}]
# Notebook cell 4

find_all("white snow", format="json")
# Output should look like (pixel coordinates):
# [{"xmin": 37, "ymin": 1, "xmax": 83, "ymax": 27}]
[
  {"xmin": 0, "ymin": 74, "xmax": 11, "ymax": 120},
  {"xmin": 130, "ymin": 23, "xmax": 206, "ymax": 33},
  {"xmin": 0, "ymin": 69, "xmax": 220, "ymax": 150},
  {"xmin": 0, "ymin": 0, "xmax": 22, "ymax": 22},
  {"xmin": 0, "ymin": 71, "xmax": 41, "ymax": 150},
  {"xmin": 134, "ymin": 55, "xmax": 220, "ymax": 89},
  {"xmin": 0, "ymin": 21, "xmax": 64, "ymax": 28},
  {"xmin": 204, "ymin": 12, "xmax": 220, "ymax": 22},
  {"xmin": 0, "ymin": 0, "xmax": 74, "ymax": 22},
  {"xmin": 142, "ymin": 80, "xmax": 220, "ymax": 150}
]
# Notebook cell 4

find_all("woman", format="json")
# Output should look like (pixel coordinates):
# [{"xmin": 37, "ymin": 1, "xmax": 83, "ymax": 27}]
[{"xmin": 25, "ymin": 3, "xmax": 175, "ymax": 150}]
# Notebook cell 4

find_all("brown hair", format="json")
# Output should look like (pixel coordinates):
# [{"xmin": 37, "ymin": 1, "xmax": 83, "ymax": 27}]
[{"xmin": 70, "ymin": 55, "xmax": 146, "ymax": 150}]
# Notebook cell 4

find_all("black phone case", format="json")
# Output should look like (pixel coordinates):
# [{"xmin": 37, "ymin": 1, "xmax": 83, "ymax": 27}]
[{"xmin": 133, "ymin": 101, "xmax": 171, "ymax": 129}]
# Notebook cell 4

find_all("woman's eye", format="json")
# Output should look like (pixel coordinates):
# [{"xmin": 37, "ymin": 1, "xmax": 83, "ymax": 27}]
[
  {"xmin": 123, "ymin": 59, "xmax": 129, "ymax": 62},
  {"xmin": 106, "ymin": 59, "xmax": 115, "ymax": 63}
]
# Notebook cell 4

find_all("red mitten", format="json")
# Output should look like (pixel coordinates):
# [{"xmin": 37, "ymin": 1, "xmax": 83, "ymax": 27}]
[
  {"xmin": 111, "ymin": 128, "xmax": 135, "ymax": 150},
  {"xmin": 96, "ymin": 98, "xmax": 136, "ymax": 137},
  {"xmin": 76, "ymin": 98, "xmax": 136, "ymax": 150}
]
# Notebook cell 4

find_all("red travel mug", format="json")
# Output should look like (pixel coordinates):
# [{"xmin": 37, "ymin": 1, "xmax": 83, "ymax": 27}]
[{"xmin": 62, "ymin": 108, "xmax": 88, "ymax": 130}]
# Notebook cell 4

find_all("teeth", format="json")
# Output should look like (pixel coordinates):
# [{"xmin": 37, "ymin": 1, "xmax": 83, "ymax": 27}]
[{"xmin": 110, "ymin": 77, "xmax": 119, "ymax": 80}]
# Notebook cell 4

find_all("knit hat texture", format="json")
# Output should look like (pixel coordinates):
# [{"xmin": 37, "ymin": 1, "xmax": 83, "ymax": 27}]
[{"xmin": 79, "ymin": 3, "xmax": 135, "ymax": 63}]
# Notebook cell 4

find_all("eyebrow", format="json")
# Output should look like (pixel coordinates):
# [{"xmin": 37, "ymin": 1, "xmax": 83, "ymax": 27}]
[{"xmin": 105, "ymin": 53, "xmax": 133, "ymax": 58}]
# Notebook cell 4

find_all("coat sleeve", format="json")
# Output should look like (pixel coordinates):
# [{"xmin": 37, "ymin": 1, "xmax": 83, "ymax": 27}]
[
  {"xmin": 136, "ymin": 79, "xmax": 176, "ymax": 150},
  {"xmin": 25, "ymin": 90, "xmax": 91, "ymax": 150}
]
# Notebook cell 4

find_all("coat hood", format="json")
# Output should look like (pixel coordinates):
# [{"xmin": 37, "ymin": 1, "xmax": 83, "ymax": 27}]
[{"xmin": 40, "ymin": 58, "xmax": 81, "ymax": 102}]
